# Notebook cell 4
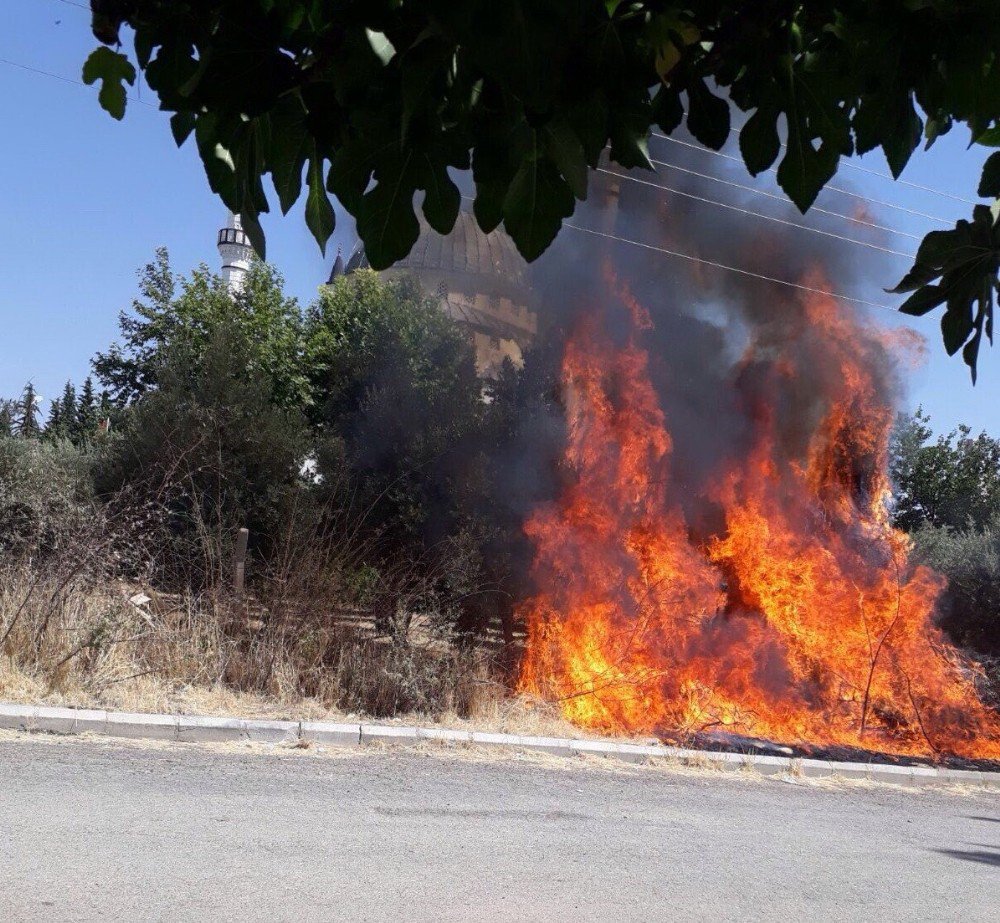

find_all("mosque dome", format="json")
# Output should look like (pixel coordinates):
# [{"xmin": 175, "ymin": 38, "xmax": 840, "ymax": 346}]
[
  {"xmin": 338, "ymin": 212, "xmax": 530, "ymax": 300},
  {"xmin": 331, "ymin": 210, "xmax": 537, "ymax": 378},
  {"xmin": 394, "ymin": 212, "xmax": 530, "ymax": 298}
]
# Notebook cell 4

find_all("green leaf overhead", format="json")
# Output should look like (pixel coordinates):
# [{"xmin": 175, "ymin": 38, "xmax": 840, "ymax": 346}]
[
  {"xmin": 84, "ymin": 0, "xmax": 1000, "ymax": 373},
  {"xmin": 891, "ymin": 206, "xmax": 1000, "ymax": 379},
  {"xmin": 355, "ymin": 147, "xmax": 422, "ymax": 269},
  {"xmin": 979, "ymin": 151, "xmax": 1000, "ymax": 199},
  {"xmin": 739, "ymin": 107, "xmax": 781, "ymax": 177},
  {"xmin": 305, "ymin": 156, "xmax": 335, "ymax": 255},
  {"xmin": 686, "ymin": 78, "xmax": 731, "ymax": 151},
  {"xmin": 268, "ymin": 93, "xmax": 311, "ymax": 215},
  {"xmin": 420, "ymin": 156, "xmax": 462, "ymax": 235},
  {"xmin": 543, "ymin": 121, "xmax": 589, "ymax": 201},
  {"xmin": 82, "ymin": 46, "xmax": 136, "ymax": 120},
  {"xmin": 503, "ymin": 145, "xmax": 576, "ymax": 261}
]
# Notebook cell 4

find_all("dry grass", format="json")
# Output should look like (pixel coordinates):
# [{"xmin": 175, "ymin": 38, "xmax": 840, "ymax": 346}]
[
  {"xmin": 0, "ymin": 432, "xmax": 602, "ymax": 742},
  {"xmin": 0, "ymin": 560, "xmax": 594, "ymax": 739}
]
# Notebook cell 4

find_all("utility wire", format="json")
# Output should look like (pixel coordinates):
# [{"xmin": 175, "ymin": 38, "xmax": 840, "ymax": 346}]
[
  {"xmin": 725, "ymin": 125, "xmax": 978, "ymax": 206},
  {"xmin": 31, "ymin": 0, "xmax": 981, "ymax": 210},
  {"xmin": 648, "ymin": 156, "xmax": 924, "ymax": 241},
  {"xmin": 457, "ymin": 194, "xmax": 896, "ymax": 311},
  {"xmin": 0, "ymin": 55, "xmax": 157, "ymax": 108},
  {"xmin": 0, "ymin": 55, "xmax": 82, "ymax": 87},
  {"xmin": 651, "ymin": 133, "xmax": 954, "ymax": 226},
  {"xmin": 49, "ymin": 0, "xmax": 91, "ymax": 11},
  {"xmin": 561, "ymin": 220, "xmax": 895, "ymax": 311},
  {"xmin": 597, "ymin": 167, "xmax": 917, "ymax": 259},
  {"xmin": 0, "ymin": 41, "xmax": 928, "ymax": 314}
]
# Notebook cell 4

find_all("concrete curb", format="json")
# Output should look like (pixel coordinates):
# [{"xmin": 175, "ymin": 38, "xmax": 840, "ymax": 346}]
[{"xmin": 0, "ymin": 701, "xmax": 996, "ymax": 788}]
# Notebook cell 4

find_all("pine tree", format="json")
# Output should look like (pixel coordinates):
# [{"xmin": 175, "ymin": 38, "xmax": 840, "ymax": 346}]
[
  {"xmin": 16, "ymin": 382, "xmax": 42, "ymax": 438},
  {"xmin": 58, "ymin": 381, "xmax": 77, "ymax": 440},
  {"xmin": 0, "ymin": 400, "xmax": 14, "ymax": 437},
  {"xmin": 97, "ymin": 389, "xmax": 114, "ymax": 435},
  {"xmin": 77, "ymin": 377, "xmax": 97, "ymax": 439},
  {"xmin": 46, "ymin": 399, "xmax": 63, "ymax": 438}
]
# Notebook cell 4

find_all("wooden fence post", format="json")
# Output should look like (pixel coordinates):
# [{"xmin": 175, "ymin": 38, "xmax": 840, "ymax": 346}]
[{"xmin": 234, "ymin": 527, "xmax": 249, "ymax": 596}]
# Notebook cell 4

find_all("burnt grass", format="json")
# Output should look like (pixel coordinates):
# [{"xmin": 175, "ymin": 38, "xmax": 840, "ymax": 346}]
[{"xmin": 657, "ymin": 728, "xmax": 1000, "ymax": 773}]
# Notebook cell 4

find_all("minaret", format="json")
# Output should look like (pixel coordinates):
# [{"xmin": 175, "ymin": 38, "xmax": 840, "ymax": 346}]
[{"xmin": 217, "ymin": 212, "xmax": 254, "ymax": 293}]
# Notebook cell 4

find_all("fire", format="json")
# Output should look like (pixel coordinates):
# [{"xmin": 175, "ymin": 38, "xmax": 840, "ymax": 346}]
[{"xmin": 519, "ymin": 268, "xmax": 1000, "ymax": 760}]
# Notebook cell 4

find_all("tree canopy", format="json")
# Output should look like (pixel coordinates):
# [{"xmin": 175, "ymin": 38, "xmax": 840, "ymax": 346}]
[
  {"xmin": 890, "ymin": 408, "xmax": 1000, "ymax": 533},
  {"xmin": 891, "ymin": 409, "xmax": 1000, "ymax": 658},
  {"xmin": 305, "ymin": 271, "xmax": 485, "ymax": 546},
  {"xmin": 84, "ymin": 1, "xmax": 1000, "ymax": 376},
  {"xmin": 94, "ymin": 248, "xmax": 307, "ymax": 409}
]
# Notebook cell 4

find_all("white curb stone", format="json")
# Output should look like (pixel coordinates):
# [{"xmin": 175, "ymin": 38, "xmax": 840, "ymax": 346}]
[
  {"xmin": 69, "ymin": 709, "xmax": 109, "ymax": 735},
  {"xmin": 177, "ymin": 715, "xmax": 247, "ymax": 743},
  {"xmin": 105, "ymin": 711, "xmax": 178, "ymax": 741},
  {"xmin": 517, "ymin": 734, "xmax": 576, "ymax": 756},
  {"xmin": 244, "ymin": 719, "xmax": 299, "ymax": 744},
  {"xmin": 469, "ymin": 731, "xmax": 573, "ymax": 756},
  {"xmin": 0, "ymin": 703, "xmax": 36, "ymax": 731},
  {"xmin": 33, "ymin": 706, "xmax": 79, "ymax": 734},
  {"xmin": 0, "ymin": 700, "xmax": 996, "ymax": 788},
  {"xmin": 908, "ymin": 764, "xmax": 944, "ymax": 783},
  {"xmin": 361, "ymin": 724, "xmax": 420, "ymax": 746},
  {"xmin": 704, "ymin": 752, "xmax": 789, "ymax": 776},
  {"xmin": 469, "ymin": 730, "xmax": 512, "ymax": 747},
  {"xmin": 570, "ymin": 739, "xmax": 664, "ymax": 762},
  {"xmin": 936, "ymin": 767, "xmax": 988, "ymax": 786},
  {"xmin": 416, "ymin": 727, "xmax": 473, "ymax": 744},
  {"xmin": 300, "ymin": 720, "xmax": 361, "ymax": 747},
  {"xmin": 806, "ymin": 759, "xmax": 882, "ymax": 782}
]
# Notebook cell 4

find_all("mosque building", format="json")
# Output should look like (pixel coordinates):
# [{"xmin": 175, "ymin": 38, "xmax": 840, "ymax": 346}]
[{"xmin": 217, "ymin": 210, "xmax": 538, "ymax": 379}]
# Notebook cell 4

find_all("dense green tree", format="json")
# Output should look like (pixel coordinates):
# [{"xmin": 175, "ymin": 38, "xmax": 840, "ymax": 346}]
[
  {"xmin": 76, "ymin": 377, "xmax": 98, "ymax": 440},
  {"xmin": 14, "ymin": 383, "xmax": 42, "ymax": 439},
  {"xmin": 41, "ymin": 381, "xmax": 80, "ymax": 443},
  {"xmin": 84, "ymin": 1, "xmax": 1000, "ymax": 375},
  {"xmin": 97, "ymin": 315, "xmax": 311, "ymax": 583},
  {"xmin": 94, "ymin": 248, "xmax": 308, "ymax": 410},
  {"xmin": 912, "ymin": 520, "xmax": 1000, "ymax": 659},
  {"xmin": 45, "ymin": 399, "xmax": 63, "ymax": 439},
  {"xmin": 892, "ymin": 409, "xmax": 1000, "ymax": 661},
  {"xmin": 0, "ymin": 401, "xmax": 15, "ymax": 438},
  {"xmin": 890, "ymin": 409, "xmax": 1000, "ymax": 533},
  {"xmin": 92, "ymin": 252, "xmax": 311, "ymax": 575},
  {"xmin": 305, "ymin": 270, "xmax": 485, "ymax": 549},
  {"xmin": 59, "ymin": 382, "xmax": 77, "ymax": 436}
]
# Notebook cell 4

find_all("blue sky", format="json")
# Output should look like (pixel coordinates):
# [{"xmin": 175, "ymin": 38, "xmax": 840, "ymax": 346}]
[{"xmin": 1, "ymin": 0, "xmax": 997, "ymax": 436}]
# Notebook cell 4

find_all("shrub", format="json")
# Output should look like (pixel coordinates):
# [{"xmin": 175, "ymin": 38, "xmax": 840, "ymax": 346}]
[
  {"xmin": 0, "ymin": 436, "xmax": 94, "ymax": 557},
  {"xmin": 913, "ymin": 520, "xmax": 1000, "ymax": 659}
]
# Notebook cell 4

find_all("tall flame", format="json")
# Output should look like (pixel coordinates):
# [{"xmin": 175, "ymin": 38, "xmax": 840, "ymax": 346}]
[{"xmin": 520, "ymin": 268, "xmax": 1000, "ymax": 760}]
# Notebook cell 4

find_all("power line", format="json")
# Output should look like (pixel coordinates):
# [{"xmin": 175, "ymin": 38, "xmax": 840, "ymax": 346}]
[
  {"xmin": 455, "ymin": 194, "xmax": 896, "ymax": 311},
  {"xmin": 28, "ymin": 0, "xmax": 984, "ymax": 211},
  {"xmin": 0, "ymin": 40, "xmax": 932, "ymax": 315},
  {"xmin": 597, "ymin": 167, "xmax": 916, "ymax": 259},
  {"xmin": 0, "ymin": 55, "xmax": 156, "ymax": 109},
  {"xmin": 725, "ymin": 125, "xmax": 977, "ymax": 206},
  {"xmin": 651, "ymin": 133, "xmax": 954, "ymax": 226},
  {"xmin": 561, "ymin": 220, "xmax": 896, "ymax": 311},
  {"xmin": 648, "ymin": 156, "xmax": 924, "ymax": 241},
  {"xmin": 0, "ymin": 56, "xmax": 81, "ymax": 87}
]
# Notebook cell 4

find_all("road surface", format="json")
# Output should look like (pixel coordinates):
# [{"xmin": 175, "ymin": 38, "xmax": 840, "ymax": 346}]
[{"xmin": 0, "ymin": 735, "xmax": 996, "ymax": 921}]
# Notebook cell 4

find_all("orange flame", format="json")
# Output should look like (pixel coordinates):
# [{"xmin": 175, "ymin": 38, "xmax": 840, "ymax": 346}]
[{"xmin": 519, "ymin": 269, "xmax": 1000, "ymax": 760}]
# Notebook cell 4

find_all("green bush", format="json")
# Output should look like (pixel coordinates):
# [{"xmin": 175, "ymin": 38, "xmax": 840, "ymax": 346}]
[
  {"xmin": 0, "ymin": 436, "xmax": 94, "ymax": 557},
  {"xmin": 305, "ymin": 270, "xmax": 485, "ymax": 547},
  {"xmin": 912, "ymin": 521, "xmax": 1000, "ymax": 659}
]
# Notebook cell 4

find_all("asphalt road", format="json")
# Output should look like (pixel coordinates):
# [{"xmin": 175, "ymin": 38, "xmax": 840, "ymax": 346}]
[{"xmin": 0, "ymin": 735, "xmax": 996, "ymax": 922}]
